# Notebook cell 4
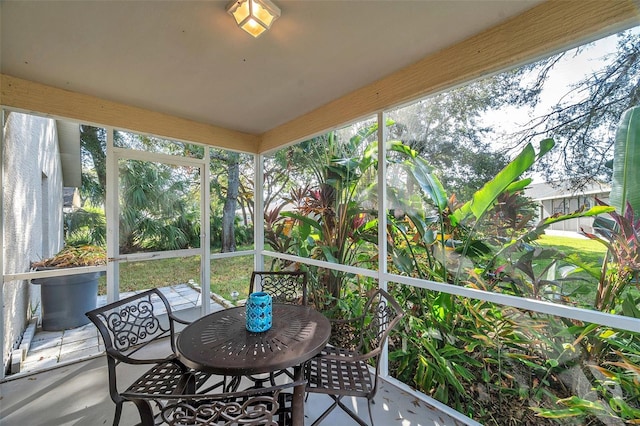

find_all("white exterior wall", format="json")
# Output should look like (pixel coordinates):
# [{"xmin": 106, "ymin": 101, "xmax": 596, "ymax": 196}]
[
  {"xmin": 540, "ymin": 192, "xmax": 611, "ymax": 233},
  {"xmin": 526, "ymin": 181, "xmax": 611, "ymax": 235},
  {"xmin": 2, "ymin": 112, "xmax": 64, "ymax": 367}
]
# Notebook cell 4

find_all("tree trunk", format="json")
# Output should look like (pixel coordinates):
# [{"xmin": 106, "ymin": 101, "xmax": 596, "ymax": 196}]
[
  {"xmin": 80, "ymin": 125, "xmax": 107, "ymax": 205},
  {"xmin": 221, "ymin": 153, "xmax": 240, "ymax": 252}
]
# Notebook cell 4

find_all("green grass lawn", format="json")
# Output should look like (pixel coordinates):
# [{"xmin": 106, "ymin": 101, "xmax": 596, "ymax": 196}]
[
  {"xmin": 534, "ymin": 234, "xmax": 607, "ymax": 307},
  {"xmin": 210, "ymin": 255, "xmax": 254, "ymax": 302},
  {"xmin": 98, "ymin": 247, "xmax": 254, "ymax": 304},
  {"xmin": 536, "ymin": 234, "xmax": 607, "ymax": 261}
]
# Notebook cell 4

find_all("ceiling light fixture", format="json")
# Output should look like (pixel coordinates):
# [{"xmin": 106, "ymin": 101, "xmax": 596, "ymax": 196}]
[{"xmin": 226, "ymin": 0, "xmax": 281, "ymax": 38}]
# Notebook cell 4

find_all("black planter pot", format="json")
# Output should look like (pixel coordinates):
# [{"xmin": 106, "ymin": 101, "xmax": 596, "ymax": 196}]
[{"xmin": 32, "ymin": 272, "xmax": 101, "ymax": 331}]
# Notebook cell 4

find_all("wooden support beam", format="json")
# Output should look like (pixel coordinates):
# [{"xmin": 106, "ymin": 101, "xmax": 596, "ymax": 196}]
[{"xmin": 1, "ymin": 74, "xmax": 259, "ymax": 153}]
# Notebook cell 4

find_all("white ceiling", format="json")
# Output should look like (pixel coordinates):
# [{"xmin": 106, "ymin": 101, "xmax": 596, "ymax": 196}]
[{"xmin": 1, "ymin": 0, "xmax": 543, "ymax": 135}]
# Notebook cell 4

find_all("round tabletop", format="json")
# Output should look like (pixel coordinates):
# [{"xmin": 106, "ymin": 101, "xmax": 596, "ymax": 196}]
[{"xmin": 177, "ymin": 304, "xmax": 331, "ymax": 375}]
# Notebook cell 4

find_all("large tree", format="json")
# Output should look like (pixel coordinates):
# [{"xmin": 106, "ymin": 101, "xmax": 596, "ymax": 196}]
[
  {"xmin": 389, "ymin": 28, "xmax": 640, "ymax": 196},
  {"xmin": 387, "ymin": 73, "xmax": 525, "ymax": 199},
  {"xmin": 220, "ymin": 152, "xmax": 239, "ymax": 253},
  {"xmin": 210, "ymin": 149, "xmax": 258, "ymax": 252},
  {"xmin": 509, "ymin": 29, "xmax": 640, "ymax": 189},
  {"xmin": 80, "ymin": 125, "xmax": 107, "ymax": 206}
]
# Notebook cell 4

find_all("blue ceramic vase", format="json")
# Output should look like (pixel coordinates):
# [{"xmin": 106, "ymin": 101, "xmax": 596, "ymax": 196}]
[{"xmin": 246, "ymin": 291, "xmax": 272, "ymax": 332}]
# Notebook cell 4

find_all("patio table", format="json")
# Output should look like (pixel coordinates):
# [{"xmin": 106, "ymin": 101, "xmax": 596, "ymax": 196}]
[{"xmin": 176, "ymin": 303, "xmax": 331, "ymax": 426}]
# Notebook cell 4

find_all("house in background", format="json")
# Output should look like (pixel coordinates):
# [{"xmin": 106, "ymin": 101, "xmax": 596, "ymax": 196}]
[
  {"xmin": 525, "ymin": 181, "xmax": 611, "ymax": 236},
  {"xmin": 63, "ymin": 187, "xmax": 81, "ymax": 214}
]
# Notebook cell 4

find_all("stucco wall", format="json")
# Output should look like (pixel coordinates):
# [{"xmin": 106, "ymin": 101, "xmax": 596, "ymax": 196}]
[{"xmin": 2, "ymin": 111, "xmax": 64, "ymax": 369}]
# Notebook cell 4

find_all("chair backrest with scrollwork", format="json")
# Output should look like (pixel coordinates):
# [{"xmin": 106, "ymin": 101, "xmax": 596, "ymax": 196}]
[
  {"xmin": 358, "ymin": 288, "xmax": 404, "ymax": 355},
  {"xmin": 250, "ymin": 271, "xmax": 308, "ymax": 306},
  {"xmin": 125, "ymin": 380, "xmax": 304, "ymax": 426},
  {"xmin": 86, "ymin": 288, "xmax": 177, "ymax": 363}
]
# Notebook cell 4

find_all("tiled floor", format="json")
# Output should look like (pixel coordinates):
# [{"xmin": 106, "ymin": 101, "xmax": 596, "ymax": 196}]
[{"xmin": 20, "ymin": 284, "xmax": 226, "ymax": 375}]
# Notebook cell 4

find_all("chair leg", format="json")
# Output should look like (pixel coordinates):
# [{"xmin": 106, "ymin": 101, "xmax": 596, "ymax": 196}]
[
  {"xmin": 367, "ymin": 398, "xmax": 375, "ymax": 426},
  {"xmin": 112, "ymin": 402, "xmax": 123, "ymax": 426},
  {"xmin": 277, "ymin": 391, "xmax": 294, "ymax": 426},
  {"xmin": 131, "ymin": 398, "xmax": 156, "ymax": 426},
  {"xmin": 225, "ymin": 375, "xmax": 242, "ymax": 392},
  {"xmin": 184, "ymin": 373, "xmax": 197, "ymax": 394},
  {"xmin": 309, "ymin": 394, "xmax": 371, "ymax": 426},
  {"xmin": 336, "ymin": 398, "xmax": 370, "ymax": 426},
  {"xmin": 309, "ymin": 395, "xmax": 339, "ymax": 426},
  {"xmin": 196, "ymin": 375, "xmax": 227, "ymax": 394}
]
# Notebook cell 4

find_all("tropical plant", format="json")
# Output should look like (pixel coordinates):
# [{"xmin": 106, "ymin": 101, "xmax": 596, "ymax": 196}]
[
  {"xmin": 268, "ymin": 110, "xmax": 640, "ymax": 424},
  {"xmin": 609, "ymin": 105, "xmax": 640, "ymax": 217},
  {"xmin": 81, "ymin": 129, "xmax": 206, "ymax": 254},
  {"xmin": 381, "ymin": 135, "xmax": 640, "ymax": 425},
  {"xmin": 530, "ymin": 324, "xmax": 640, "ymax": 424},
  {"xmin": 263, "ymin": 202, "xmax": 297, "ymax": 255},
  {"xmin": 515, "ymin": 107, "xmax": 640, "ymax": 424},
  {"xmin": 272, "ymin": 123, "xmax": 381, "ymax": 309},
  {"xmin": 582, "ymin": 200, "xmax": 640, "ymax": 314},
  {"xmin": 64, "ymin": 206, "xmax": 106, "ymax": 246},
  {"xmin": 386, "ymin": 137, "xmax": 615, "ymax": 290},
  {"xmin": 118, "ymin": 158, "xmax": 200, "ymax": 253}
]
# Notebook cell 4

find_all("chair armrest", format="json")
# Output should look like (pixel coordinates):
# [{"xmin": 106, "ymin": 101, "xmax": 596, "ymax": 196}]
[
  {"xmin": 168, "ymin": 312, "xmax": 192, "ymax": 325},
  {"xmin": 107, "ymin": 348, "xmax": 178, "ymax": 366}
]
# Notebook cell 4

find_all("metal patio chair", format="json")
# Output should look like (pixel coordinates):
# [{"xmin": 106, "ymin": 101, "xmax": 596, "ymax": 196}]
[
  {"xmin": 124, "ymin": 379, "xmax": 306, "ymax": 426},
  {"xmin": 245, "ymin": 270, "xmax": 309, "ymax": 389},
  {"xmin": 305, "ymin": 288, "xmax": 405, "ymax": 426},
  {"xmin": 250, "ymin": 270, "xmax": 308, "ymax": 306},
  {"xmin": 86, "ymin": 288, "xmax": 220, "ymax": 426}
]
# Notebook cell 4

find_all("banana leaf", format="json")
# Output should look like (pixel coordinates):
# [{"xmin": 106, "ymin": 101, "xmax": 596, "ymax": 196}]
[
  {"xmin": 388, "ymin": 140, "xmax": 448, "ymax": 211},
  {"xmin": 451, "ymin": 138, "xmax": 554, "ymax": 226},
  {"xmin": 610, "ymin": 106, "xmax": 640, "ymax": 217}
]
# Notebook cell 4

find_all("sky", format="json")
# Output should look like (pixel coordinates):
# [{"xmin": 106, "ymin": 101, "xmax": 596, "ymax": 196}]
[{"xmin": 481, "ymin": 25, "xmax": 640, "ymax": 183}]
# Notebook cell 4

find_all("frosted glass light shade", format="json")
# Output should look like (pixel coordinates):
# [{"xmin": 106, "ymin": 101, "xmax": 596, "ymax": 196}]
[{"xmin": 226, "ymin": 0, "xmax": 281, "ymax": 38}]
